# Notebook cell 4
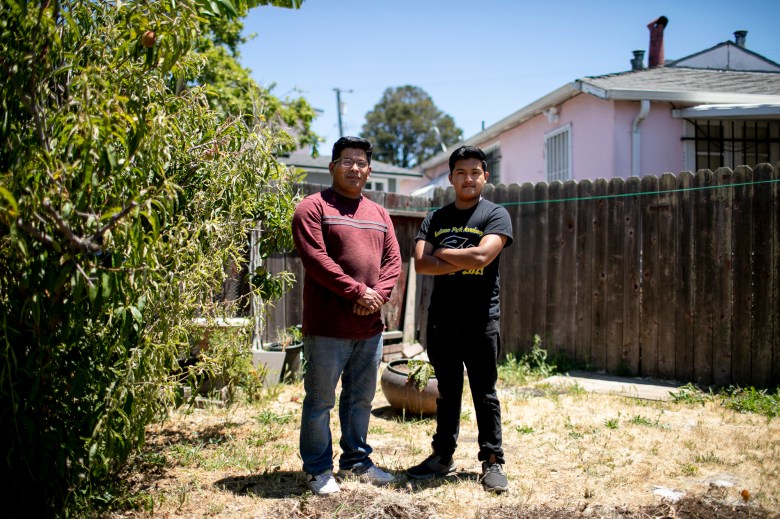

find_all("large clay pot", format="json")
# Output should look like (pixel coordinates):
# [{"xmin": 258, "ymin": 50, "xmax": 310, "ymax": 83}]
[{"xmin": 380, "ymin": 359, "xmax": 438, "ymax": 416}]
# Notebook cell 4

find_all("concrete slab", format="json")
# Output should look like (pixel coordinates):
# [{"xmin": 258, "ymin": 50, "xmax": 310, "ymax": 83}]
[{"xmin": 538, "ymin": 370, "xmax": 684, "ymax": 401}]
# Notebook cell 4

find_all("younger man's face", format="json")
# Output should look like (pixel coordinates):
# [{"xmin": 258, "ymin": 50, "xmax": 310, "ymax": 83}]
[{"xmin": 449, "ymin": 158, "xmax": 488, "ymax": 203}]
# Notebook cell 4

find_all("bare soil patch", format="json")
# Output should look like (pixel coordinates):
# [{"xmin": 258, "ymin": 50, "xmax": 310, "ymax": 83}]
[{"xmin": 117, "ymin": 371, "xmax": 780, "ymax": 518}]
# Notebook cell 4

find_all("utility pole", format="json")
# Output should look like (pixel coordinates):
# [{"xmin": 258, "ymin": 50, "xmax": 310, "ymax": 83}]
[{"xmin": 333, "ymin": 88, "xmax": 352, "ymax": 138}]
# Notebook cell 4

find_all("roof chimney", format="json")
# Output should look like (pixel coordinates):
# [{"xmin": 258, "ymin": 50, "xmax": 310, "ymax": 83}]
[
  {"xmin": 631, "ymin": 50, "xmax": 645, "ymax": 71},
  {"xmin": 734, "ymin": 30, "xmax": 747, "ymax": 47}
]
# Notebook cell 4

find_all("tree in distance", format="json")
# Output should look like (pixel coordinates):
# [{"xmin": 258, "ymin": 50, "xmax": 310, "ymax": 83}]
[{"xmin": 361, "ymin": 85, "xmax": 462, "ymax": 168}]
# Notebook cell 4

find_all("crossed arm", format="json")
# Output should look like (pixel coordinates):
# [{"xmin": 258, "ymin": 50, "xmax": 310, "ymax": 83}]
[{"xmin": 414, "ymin": 233, "xmax": 508, "ymax": 275}]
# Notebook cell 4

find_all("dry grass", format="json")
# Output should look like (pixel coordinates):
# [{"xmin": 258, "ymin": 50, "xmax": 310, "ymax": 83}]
[{"xmin": 116, "ymin": 371, "xmax": 780, "ymax": 518}]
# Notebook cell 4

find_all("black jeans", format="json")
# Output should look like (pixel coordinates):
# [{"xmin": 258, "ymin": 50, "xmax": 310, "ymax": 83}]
[{"xmin": 426, "ymin": 317, "xmax": 504, "ymax": 464}]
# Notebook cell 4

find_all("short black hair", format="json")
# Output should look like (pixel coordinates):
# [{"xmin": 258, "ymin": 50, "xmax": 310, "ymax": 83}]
[
  {"xmin": 658, "ymin": 16, "xmax": 668, "ymax": 27},
  {"xmin": 448, "ymin": 145, "xmax": 487, "ymax": 173},
  {"xmin": 332, "ymin": 136, "xmax": 373, "ymax": 163}
]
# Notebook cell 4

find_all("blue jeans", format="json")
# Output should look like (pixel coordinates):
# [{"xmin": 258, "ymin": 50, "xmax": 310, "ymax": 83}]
[{"xmin": 299, "ymin": 333, "xmax": 383, "ymax": 475}]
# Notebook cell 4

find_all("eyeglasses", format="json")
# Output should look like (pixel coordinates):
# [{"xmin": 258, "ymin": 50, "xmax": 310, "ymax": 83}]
[{"xmin": 333, "ymin": 158, "xmax": 369, "ymax": 169}]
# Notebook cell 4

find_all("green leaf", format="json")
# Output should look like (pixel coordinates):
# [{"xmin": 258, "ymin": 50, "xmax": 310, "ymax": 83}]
[
  {"xmin": 102, "ymin": 272, "xmax": 111, "ymax": 299},
  {"xmin": 0, "ymin": 187, "xmax": 18, "ymax": 214},
  {"xmin": 88, "ymin": 279, "xmax": 99, "ymax": 302},
  {"xmin": 218, "ymin": 0, "xmax": 239, "ymax": 17}
]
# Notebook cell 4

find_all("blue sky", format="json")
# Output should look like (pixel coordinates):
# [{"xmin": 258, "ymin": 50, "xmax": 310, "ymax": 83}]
[{"xmin": 241, "ymin": 0, "xmax": 780, "ymax": 154}]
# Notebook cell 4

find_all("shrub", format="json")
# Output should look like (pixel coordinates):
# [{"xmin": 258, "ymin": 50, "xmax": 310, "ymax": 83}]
[{"xmin": 0, "ymin": 0, "xmax": 312, "ymax": 513}]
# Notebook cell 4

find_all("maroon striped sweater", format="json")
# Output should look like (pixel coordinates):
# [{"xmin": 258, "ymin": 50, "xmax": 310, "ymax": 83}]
[{"xmin": 292, "ymin": 188, "xmax": 401, "ymax": 339}]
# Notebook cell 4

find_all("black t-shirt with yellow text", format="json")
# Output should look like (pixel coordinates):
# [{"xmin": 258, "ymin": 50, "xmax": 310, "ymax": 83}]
[{"xmin": 416, "ymin": 199, "xmax": 513, "ymax": 322}]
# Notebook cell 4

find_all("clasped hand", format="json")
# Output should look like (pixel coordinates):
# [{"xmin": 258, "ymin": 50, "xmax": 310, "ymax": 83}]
[{"xmin": 354, "ymin": 287, "xmax": 384, "ymax": 315}]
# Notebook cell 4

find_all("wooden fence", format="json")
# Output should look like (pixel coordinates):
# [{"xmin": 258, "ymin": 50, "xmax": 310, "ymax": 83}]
[{"xmin": 260, "ymin": 164, "xmax": 779, "ymax": 388}]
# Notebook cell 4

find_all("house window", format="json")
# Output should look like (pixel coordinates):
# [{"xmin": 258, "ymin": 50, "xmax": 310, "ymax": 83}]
[
  {"xmin": 483, "ymin": 143, "xmax": 502, "ymax": 185},
  {"xmin": 365, "ymin": 180, "xmax": 387, "ymax": 192},
  {"xmin": 545, "ymin": 124, "xmax": 572, "ymax": 182},
  {"xmin": 683, "ymin": 119, "xmax": 780, "ymax": 171}
]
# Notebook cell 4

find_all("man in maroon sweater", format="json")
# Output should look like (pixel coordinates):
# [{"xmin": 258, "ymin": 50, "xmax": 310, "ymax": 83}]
[{"xmin": 292, "ymin": 136, "xmax": 401, "ymax": 495}]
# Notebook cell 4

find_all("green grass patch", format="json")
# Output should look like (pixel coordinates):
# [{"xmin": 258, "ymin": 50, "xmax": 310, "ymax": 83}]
[
  {"xmin": 628, "ymin": 414, "xmax": 660, "ymax": 428},
  {"xmin": 719, "ymin": 386, "xmax": 779, "ymax": 418}
]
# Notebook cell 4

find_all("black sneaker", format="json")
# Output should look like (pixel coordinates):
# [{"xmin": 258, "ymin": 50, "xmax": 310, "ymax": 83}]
[
  {"xmin": 480, "ymin": 455, "xmax": 508, "ymax": 493},
  {"xmin": 406, "ymin": 453, "xmax": 456, "ymax": 480}
]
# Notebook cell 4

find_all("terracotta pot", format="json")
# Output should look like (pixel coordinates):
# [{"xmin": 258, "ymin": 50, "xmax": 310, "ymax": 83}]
[{"xmin": 380, "ymin": 359, "xmax": 438, "ymax": 416}]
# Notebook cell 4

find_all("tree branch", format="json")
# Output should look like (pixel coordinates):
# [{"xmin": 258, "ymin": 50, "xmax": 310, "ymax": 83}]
[{"xmin": 42, "ymin": 198, "xmax": 101, "ymax": 253}]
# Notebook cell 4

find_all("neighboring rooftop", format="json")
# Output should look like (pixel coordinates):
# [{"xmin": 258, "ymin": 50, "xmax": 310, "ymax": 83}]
[{"xmin": 279, "ymin": 148, "xmax": 422, "ymax": 179}]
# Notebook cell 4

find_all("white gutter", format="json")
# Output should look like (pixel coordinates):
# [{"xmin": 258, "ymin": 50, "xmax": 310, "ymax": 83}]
[{"xmin": 631, "ymin": 100, "xmax": 651, "ymax": 177}]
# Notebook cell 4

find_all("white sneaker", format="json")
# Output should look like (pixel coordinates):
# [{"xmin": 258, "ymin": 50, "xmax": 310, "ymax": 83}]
[
  {"xmin": 306, "ymin": 471, "xmax": 341, "ymax": 495},
  {"xmin": 337, "ymin": 464, "xmax": 395, "ymax": 486}
]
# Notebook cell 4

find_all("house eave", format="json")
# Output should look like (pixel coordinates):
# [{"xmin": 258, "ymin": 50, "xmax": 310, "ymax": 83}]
[
  {"xmin": 672, "ymin": 103, "xmax": 780, "ymax": 119},
  {"xmin": 580, "ymin": 86, "xmax": 780, "ymax": 105}
]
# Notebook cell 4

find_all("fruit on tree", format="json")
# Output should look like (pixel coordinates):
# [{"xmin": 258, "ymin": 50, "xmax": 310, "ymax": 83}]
[{"xmin": 141, "ymin": 31, "xmax": 156, "ymax": 48}]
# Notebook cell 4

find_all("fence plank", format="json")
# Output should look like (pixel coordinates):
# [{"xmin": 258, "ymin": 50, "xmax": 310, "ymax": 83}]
[
  {"xmin": 713, "ymin": 168, "xmax": 735, "ymax": 386},
  {"xmin": 657, "ymin": 173, "xmax": 677, "ymax": 379},
  {"xmin": 560, "ymin": 180, "xmax": 578, "ymax": 361},
  {"xmin": 605, "ymin": 178, "xmax": 626, "ymax": 373},
  {"xmin": 545, "ymin": 181, "xmax": 565, "ymax": 355},
  {"xmin": 501, "ymin": 184, "xmax": 523, "ymax": 355},
  {"xmin": 752, "ymin": 164, "xmax": 776, "ymax": 387},
  {"xmin": 622, "ymin": 177, "xmax": 641, "ymax": 375},
  {"xmin": 693, "ymin": 170, "xmax": 715, "ymax": 385},
  {"xmin": 591, "ymin": 179, "xmax": 609, "ymax": 370},
  {"xmin": 531, "ymin": 182, "xmax": 550, "ymax": 348},
  {"xmin": 674, "ymin": 172, "xmax": 696, "ymax": 383},
  {"xmin": 516, "ymin": 183, "xmax": 536, "ymax": 353},
  {"xmin": 772, "ymin": 163, "xmax": 780, "ymax": 387},
  {"xmin": 730, "ymin": 166, "xmax": 753, "ymax": 386},
  {"xmin": 575, "ymin": 180, "xmax": 594, "ymax": 366},
  {"xmin": 639, "ymin": 175, "xmax": 660, "ymax": 377}
]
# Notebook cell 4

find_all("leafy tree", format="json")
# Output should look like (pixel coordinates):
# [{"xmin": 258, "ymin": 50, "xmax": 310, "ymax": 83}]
[
  {"xmin": 0, "ymin": 0, "xmax": 312, "ymax": 513},
  {"xmin": 361, "ymin": 85, "xmax": 462, "ymax": 168}
]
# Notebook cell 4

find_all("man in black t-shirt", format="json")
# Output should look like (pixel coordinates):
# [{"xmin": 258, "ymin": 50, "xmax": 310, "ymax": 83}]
[{"xmin": 406, "ymin": 146, "xmax": 513, "ymax": 493}]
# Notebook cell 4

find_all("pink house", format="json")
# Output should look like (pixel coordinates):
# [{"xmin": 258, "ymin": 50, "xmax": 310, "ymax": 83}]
[{"xmin": 414, "ymin": 31, "xmax": 780, "ymax": 193}]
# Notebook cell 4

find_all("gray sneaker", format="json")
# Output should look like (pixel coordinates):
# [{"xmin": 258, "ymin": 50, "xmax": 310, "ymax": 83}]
[
  {"xmin": 480, "ymin": 455, "xmax": 508, "ymax": 493},
  {"xmin": 406, "ymin": 453, "xmax": 456, "ymax": 480},
  {"xmin": 337, "ymin": 464, "xmax": 395, "ymax": 486}
]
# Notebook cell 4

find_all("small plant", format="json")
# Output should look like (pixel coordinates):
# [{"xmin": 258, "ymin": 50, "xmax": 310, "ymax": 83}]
[
  {"xmin": 525, "ymin": 335, "xmax": 557, "ymax": 378},
  {"xmin": 516, "ymin": 425, "xmax": 534, "ymax": 435},
  {"xmin": 276, "ymin": 325, "xmax": 303, "ymax": 350},
  {"xmin": 255, "ymin": 410, "xmax": 294, "ymax": 426},
  {"xmin": 604, "ymin": 418, "xmax": 619, "ymax": 430},
  {"xmin": 670, "ymin": 383, "xmax": 709, "ymax": 405},
  {"xmin": 628, "ymin": 414, "xmax": 662, "ymax": 428},
  {"xmin": 694, "ymin": 451, "xmax": 722, "ymax": 464},
  {"xmin": 407, "ymin": 359, "xmax": 435, "ymax": 392},
  {"xmin": 719, "ymin": 386, "xmax": 779, "ymax": 418},
  {"xmin": 498, "ymin": 334, "xmax": 558, "ymax": 386}
]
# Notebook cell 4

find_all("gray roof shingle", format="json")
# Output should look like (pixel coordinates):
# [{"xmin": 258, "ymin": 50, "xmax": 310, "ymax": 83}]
[{"xmin": 582, "ymin": 67, "xmax": 780, "ymax": 97}]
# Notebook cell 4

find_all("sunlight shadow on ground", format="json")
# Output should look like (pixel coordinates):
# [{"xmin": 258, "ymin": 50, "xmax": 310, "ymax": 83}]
[{"xmin": 215, "ymin": 471, "xmax": 307, "ymax": 498}]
